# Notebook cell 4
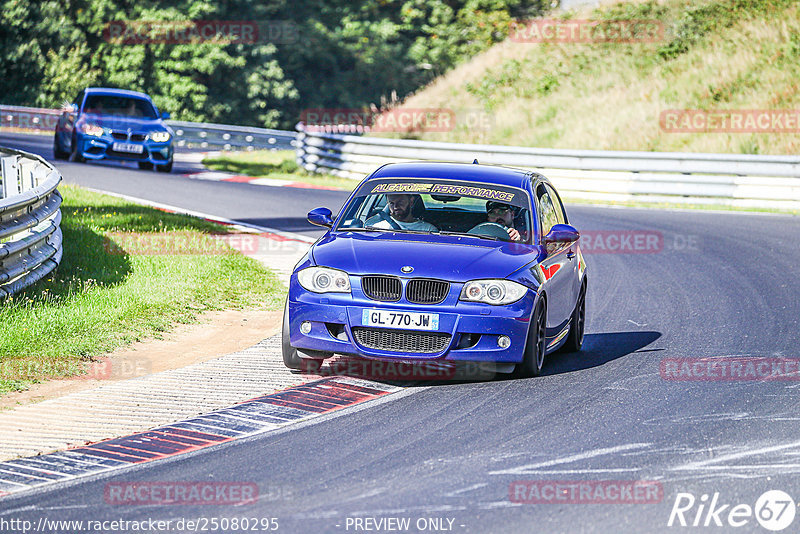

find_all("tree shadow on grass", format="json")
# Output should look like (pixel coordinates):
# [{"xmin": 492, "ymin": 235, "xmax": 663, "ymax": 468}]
[
  {"xmin": 43, "ymin": 225, "xmax": 132, "ymax": 295},
  {"xmin": 11, "ymin": 196, "xmax": 240, "ymax": 300}
]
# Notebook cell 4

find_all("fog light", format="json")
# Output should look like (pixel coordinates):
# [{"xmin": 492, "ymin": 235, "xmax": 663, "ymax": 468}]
[
  {"xmin": 497, "ymin": 335, "xmax": 511, "ymax": 349},
  {"xmin": 300, "ymin": 321, "xmax": 312, "ymax": 334}
]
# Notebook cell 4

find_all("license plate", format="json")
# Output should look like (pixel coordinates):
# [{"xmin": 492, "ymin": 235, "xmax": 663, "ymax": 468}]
[
  {"xmin": 362, "ymin": 309, "xmax": 439, "ymax": 331},
  {"xmin": 112, "ymin": 142, "xmax": 144, "ymax": 154}
]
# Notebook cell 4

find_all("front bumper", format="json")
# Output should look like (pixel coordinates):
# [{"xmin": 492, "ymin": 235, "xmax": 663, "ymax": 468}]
[
  {"xmin": 77, "ymin": 135, "xmax": 173, "ymax": 165},
  {"xmin": 287, "ymin": 277, "xmax": 536, "ymax": 364}
]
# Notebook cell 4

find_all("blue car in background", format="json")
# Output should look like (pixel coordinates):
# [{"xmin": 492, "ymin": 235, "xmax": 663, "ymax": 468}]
[
  {"xmin": 283, "ymin": 162, "xmax": 587, "ymax": 378},
  {"xmin": 54, "ymin": 87, "xmax": 174, "ymax": 172}
]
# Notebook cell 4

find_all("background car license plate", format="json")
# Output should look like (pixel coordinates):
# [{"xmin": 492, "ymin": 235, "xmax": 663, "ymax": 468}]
[
  {"xmin": 112, "ymin": 142, "xmax": 144, "ymax": 154},
  {"xmin": 362, "ymin": 309, "xmax": 439, "ymax": 331}
]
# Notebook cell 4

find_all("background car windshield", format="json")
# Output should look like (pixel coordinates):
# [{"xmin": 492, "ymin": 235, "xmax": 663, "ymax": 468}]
[
  {"xmin": 83, "ymin": 95, "xmax": 157, "ymax": 119},
  {"xmin": 336, "ymin": 179, "xmax": 532, "ymax": 243}
]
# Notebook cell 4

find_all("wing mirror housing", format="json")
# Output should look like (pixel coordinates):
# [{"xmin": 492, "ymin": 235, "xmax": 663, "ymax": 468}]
[
  {"xmin": 543, "ymin": 224, "xmax": 580, "ymax": 246},
  {"xmin": 307, "ymin": 207, "xmax": 333, "ymax": 228},
  {"xmin": 161, "ymin": 111, "xmax": 171, "ymax": 120}
]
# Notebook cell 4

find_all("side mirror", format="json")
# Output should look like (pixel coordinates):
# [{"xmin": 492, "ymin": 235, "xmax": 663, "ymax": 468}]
[
  {"xmin": 161, "ymin": 111, "xmax": 171, "ymax": 120},
  {"xmin": 307, "ymin": 207, "xmax": 333, "ymax": 228},
  {"xmin": 543, "ymin": 223, "xmax": 580, "ymax": 246}
]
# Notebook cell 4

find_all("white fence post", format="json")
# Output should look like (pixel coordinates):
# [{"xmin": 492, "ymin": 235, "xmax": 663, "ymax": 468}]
[{"xmin": 1, "ymin": 155, "xmax": 20, "ymax": 200}]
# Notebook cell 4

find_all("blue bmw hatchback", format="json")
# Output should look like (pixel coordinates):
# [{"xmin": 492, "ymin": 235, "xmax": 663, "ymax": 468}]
[
  {"xmin": 284, "ymin": 162, "xmax": 587, "ymax": 378},
  {"xmin": 53, "ymin": 87, "xmax": 174, "ymax": 172}
]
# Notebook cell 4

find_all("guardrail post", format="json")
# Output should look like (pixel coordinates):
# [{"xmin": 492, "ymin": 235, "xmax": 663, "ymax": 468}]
[
  {"xmin": 1, "ymin": 155, "xmax": 20, "ymax": 199},
  {"xmin": 295, "ymin": 125, "xmax": 306, "ymax": 169},
  {"xmin": 18, "ymin": 159, "xmax": 36, "ymax": 193}
]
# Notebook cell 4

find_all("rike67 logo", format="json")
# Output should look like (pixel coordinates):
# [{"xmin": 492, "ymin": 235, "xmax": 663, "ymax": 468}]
[{"xmin": 668, "ymin": 490, "xmax": 796, "ymax": 531}]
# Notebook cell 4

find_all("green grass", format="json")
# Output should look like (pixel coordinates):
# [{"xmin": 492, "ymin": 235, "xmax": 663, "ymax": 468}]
[
  {"xmin": 203, "ymin": 150, "xmax": 359, "ymax": 191},
  {"xmin": 395, "ymin": 0, "xmax": 800, "ymax": 155},
  {"xmin": 0, "ymin": 185, "xmax": 286, "ymax": 395}
]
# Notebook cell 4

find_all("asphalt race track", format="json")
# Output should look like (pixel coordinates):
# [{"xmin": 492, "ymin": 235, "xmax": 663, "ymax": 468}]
[{"xmin": 2, "ymin": 131, "xmax": 800, "ymax": 533}]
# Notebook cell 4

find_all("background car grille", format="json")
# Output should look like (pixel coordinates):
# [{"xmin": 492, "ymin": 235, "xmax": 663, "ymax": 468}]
[
  {"xmin": 406, "ymin": 279, "xmax": 449, "ymax": 304},
  {"xmin": 352, "ymin": 328, "xmax": 451, "ymax": 354},
  {"xmin": 130, "ymin": 133, "xmax": 147, "ymax": 141},
  {"xmin": 107, "ymin": 149, "xmax": 147, "ymax": 159},
  {"xmin": 362, "ymin": 276, "xmax": 401, "ymax": 301},
  {"xmin": 111, "ymin": 132, "xmax": 128, "ymax": 140}
]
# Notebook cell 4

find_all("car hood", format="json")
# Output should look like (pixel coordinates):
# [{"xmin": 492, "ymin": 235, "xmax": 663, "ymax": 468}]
[
  {"xmin": 80, "ymin": 114, "xmax": 169, "ymax": 133},
  {"xmin": 311, "ymin": 232, "xmax": 541, "ymax": 282}
]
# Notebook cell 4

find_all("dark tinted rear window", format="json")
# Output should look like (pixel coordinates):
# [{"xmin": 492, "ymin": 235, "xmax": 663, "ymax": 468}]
[{"xmin": 83, "ymin": 95, "xmax": 157, "ymax": 119}]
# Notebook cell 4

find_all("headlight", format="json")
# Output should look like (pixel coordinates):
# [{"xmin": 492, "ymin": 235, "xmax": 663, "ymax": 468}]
[
  {"xmin": 297, "ymin": 267, "xmax": 351, "ymax": 294},
  {"xmin": 460, "ymin": 279, "xmax": 527, "ymax": 305},
  {"xmin": 150, "ymin": 131, "xmax": 171, "ymax": 142},
  {"xmin": 81, "ymin": 124, "xmax": 104, "ymax": 137}
]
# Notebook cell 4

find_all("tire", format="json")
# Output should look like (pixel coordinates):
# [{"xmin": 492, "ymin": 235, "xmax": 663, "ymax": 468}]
[
  {"xmin": 53, "ymin": 134, "xmax": 69, "ymax": 160},
  {"xmin": 281, "ymin": 298, "xmax": 323, "ymax": 372},
  {"xmin": 156, "ymin": 159, "xmax": 173, "ymax": 173},
  {"xmin": 138, "ymin": 161, "xmax": 154, "ymax": 170},
  {"xmin": 561, "ymin": 280, "xmax": 586, "ymax": 353},
  {"xmin": 516, "ymin": 299, "xmax": 547, "ymax": 378},
  {"xmin": 69, "ymin": 134, "xmax": 84, "ymax": 163}
]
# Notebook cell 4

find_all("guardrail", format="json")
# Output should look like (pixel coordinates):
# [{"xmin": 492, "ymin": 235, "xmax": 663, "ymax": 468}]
[
  {"xmin": 168, "ymin": 120, "xmax": 295, "ymax": 151},
  {"xmin": 0, "ymin": 105, "xmax": 296, "ymax": 151},
  {"xmin": 295, "ymin": 126, "xmax": 800, "ymax": 210},
  {"xmin": 0, "ymin": 147, "xmax": 63, "ymax": 298}
]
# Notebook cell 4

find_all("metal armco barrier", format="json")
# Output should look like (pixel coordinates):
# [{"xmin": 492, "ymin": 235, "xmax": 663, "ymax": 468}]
[
  {"xmin": 0, "ymin": 105, "xmax": 296, "ymax": 151},
  {"xmin": 0, "ymin": 147, "xmax": 63, "ymax": 298},
  {"xmin": 168, "ymin": 120, "xmax": 295, "ymax": 150},
  {"xmin": 295, "ymin": 126, "xmax": 800, "ymax": 210}
]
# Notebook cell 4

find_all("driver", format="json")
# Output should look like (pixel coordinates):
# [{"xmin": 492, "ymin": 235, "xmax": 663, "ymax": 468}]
[
  {"xmin": 485, "ymin": 201, "xmax": 522, "ymax": 241},
  {"xmin": 367, "ymin": 194, "xmax": 437, "ymax": 231}
]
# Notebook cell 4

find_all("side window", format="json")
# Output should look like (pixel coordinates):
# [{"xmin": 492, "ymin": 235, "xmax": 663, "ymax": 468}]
[
  {"xmin": 544, "ymin": 184, "xmax": 567, "ymax": 225},
  {"xmin": 536, "ymin": 184, "xmax": 558, "ymax": 237},
  {"xmin": 72, "ymin": 91, "xmax": 84, "ymax": 108}
]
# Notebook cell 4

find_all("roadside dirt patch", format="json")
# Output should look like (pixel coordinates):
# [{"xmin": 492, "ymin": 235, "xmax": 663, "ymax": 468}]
[{"xmin": 0, "ymin": 307, "xmax": 281, "ymax": 411}]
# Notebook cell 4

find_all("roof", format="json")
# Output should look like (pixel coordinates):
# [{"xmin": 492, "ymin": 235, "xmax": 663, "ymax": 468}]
[
  {"xmin": 84, "ymin": 87, "xmax": 153, "ymax": 100},
  {"xmin": 368, "ymin": 161, "xmax": 548, "ymax": 190}
]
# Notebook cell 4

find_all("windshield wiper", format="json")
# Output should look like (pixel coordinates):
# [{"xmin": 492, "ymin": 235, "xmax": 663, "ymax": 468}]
[
  {"xmin": 337, "ymin": 227, "xmax": 431, "ymax": 235},
  {"xmin": 436, "ymin": 230, "xmax": 500, "ymax": 241}
]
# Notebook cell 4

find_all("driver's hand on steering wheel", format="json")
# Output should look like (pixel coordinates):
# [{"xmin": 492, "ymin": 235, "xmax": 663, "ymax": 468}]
[{"xmin": 506, "ymin": 227, "xmax": 521, "ymax": 241}]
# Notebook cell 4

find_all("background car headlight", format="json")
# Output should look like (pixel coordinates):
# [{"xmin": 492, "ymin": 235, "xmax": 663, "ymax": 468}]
[
  {"xmin": 297, "ymin": 267, "xmax": 351, "ymax": 293},
  {"xmin": 150, "ymin": 131, "xmax": 171, "ymax": 142},
  {"xmin": 81, "ymin": 124, "xmax": 104, "ymax": 137},
  {"xmin": 460, "ymin": 279, "xmax": 527, "ymax": 305}
]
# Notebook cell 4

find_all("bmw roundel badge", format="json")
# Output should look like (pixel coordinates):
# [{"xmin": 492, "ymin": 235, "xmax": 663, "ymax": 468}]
[{"xmin": 401, "ymin": 266, "xmax": 414, "ymax": 274}]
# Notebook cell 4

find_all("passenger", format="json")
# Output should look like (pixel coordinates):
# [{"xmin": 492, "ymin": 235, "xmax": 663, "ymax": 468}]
[{"xmin": 367, "ymin": 194, "xmax": 437, "ymax": 231}]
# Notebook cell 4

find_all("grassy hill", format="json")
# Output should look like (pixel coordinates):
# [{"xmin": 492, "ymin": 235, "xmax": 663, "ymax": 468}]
[{"xmin": 386, "ymin": 0, "xmax": 800, "ymax": 155}]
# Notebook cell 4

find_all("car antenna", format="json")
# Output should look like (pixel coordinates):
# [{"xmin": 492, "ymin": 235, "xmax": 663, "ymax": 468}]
[{"xmin": 473, "ymin": 159, "xmax": 479, "ymax": 164}]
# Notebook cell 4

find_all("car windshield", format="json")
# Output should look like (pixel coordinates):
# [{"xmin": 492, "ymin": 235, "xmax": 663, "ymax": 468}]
[
  {"xmin": 335, "ymin": 178, "xmax": 533, "ymax": 244},
  {"xmin": 83, "ymin": 95, "xmax": 157, "ymax": 119}
]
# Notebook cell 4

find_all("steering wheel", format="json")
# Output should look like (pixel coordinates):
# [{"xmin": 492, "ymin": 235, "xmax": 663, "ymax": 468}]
[
  {"xmin": 468, "ymin": 222, "xmax": 511, "ymax": 241},
  {"xmin": 377, "ymin": 208, "xmax": 402, "ymax": 230}
]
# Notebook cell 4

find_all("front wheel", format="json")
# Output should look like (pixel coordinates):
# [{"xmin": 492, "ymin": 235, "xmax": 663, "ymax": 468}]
[
  {"xmin": 281, "ymin": 299, "xmax": 323, "ymax": 372},
  {"xmin": 516, "ymin": 299, "xmax": 547, "ymax": 378},
  {"xmin": 156, "ymin": 159, "xmax": 173, "ymax": 173},
  {"xmin": 561, "ymin": 281, "xmax": 586, "ymax": 353},
  {"xmin": 53, "ymin": 134, "xmax": 69, "ymax": 160},
  {"xmin": 69, "ymin": 135, "xmax": 84, "ymax": 163}
]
